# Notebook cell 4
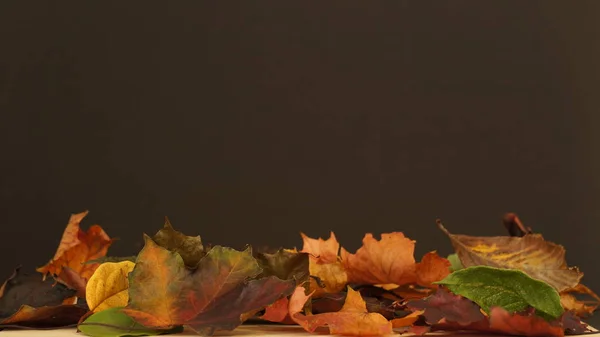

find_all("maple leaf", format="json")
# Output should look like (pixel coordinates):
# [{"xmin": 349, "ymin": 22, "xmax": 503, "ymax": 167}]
[
  {"xmin": 255, "ymin": 248, "xmax": 310, "ymax": 284},
  {"xmin": 437, "ymin": 221, "xmax": 583, "ymax": 292},
  {"xmin": 311, "ymin": 290, "xmax": 400, "ymax": 320},
  {"xmin": 86, "ymin": 261, "xmax": 135, "ymax": 313},
  {"xmin": 340, "ymin": 233, "xmax": 416, "ymax": 286},
  {"xmin": 37, "ymin": 211, "xmax": 115, "ymax": 283},
  {"xmin": 152, "ymin": 217, "xmax": 205, "ymax": 268},
  {"xmin": 300, "ymin": 232, "xmax": 348, "ymax": 297},
  {"xmin": 122, "ymin": 235, "xmax": 295, "ymax": 335},
  {"xmin": 289, "ymin": 286, "xmax": 393, "ymax": 336},
  {"xmin": 300, "ymin": 232, "xmax": 339, "ymax": 264}
]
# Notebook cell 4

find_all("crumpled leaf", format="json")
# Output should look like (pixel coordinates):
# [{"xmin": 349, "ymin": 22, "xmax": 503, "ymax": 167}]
[
  {"xmin": 288, "ymin": 286, "xmax": 393, "ymax": 336},
  {"xmin": 86, "ymin": 261, "xmax": 135, "ymax": 313},
  {"xmin": 390, "ymin": 311, "xmax": 422, "ymax": 328},
  {"xmin": 300, "ymin": 232, "xmax": 339, "ymax": 264},
  {"xmin": 0, "ymin": 304, "xmax": 87, "ymax": 328},
  {"xmin": 0, "ymin": 267, "xmax": 77, "ymax": 319},
  {"xmin": 301, "ymin": 233, "xmax": 348, "ymax": 297},
  {"xmin": 37, "ymin": 211, "xmax": 115, "ymax": 282},
  {"xmin": 255, "ymin": 248, "xmax": 309, "ymax": 284},
  {"xmin": 436, "ymin": 266, "xmax": 564, "ymax": 319},
  {"xmin": 78, "ymin": 307, "xmax": 182, "ymax": 337},
  {"xmin": 122, "ymin": 235, "xmax": 295, "ymax": 335},
  {"xmin": 559, "ymin": 284, "xmax": 600, "ymax": 318},
  {"xmin": 152, "ymin": 217, "xmax": 205, "ymax": 269},
  {"xmin": 438, "ymin": 222, "xmax": 583, "ymax": 292}
]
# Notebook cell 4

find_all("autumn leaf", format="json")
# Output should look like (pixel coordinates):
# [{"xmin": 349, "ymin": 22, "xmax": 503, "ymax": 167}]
[
  {"xmin": 413, "ymin": 251, "xmax": 451, "ymax": 288},
  {"xmin": 436, "ymin": 266, "xmax": 564, "ymax": 319},
  {"xmin": 437, "ymin": 221, "xmax": 583, "ymax": 292},
  {"xmin": 289, "ymin": 286, "xmax": 393, "ymax": 336},
  {"xmin": 0, "ymin": 304, "xmax": 87, "ymax": 328},
  {"xmin": 300, "ymin": 232, "xmax": 348, "ymax": 297},
  {"xmin": 300, "ymin": 232, "xmax": 339, "ymax": 264},
  {"xmin": 407, "ymin": 288, "xmax": 485, "ymax": 326},
  {"xmin": 37, "ymin": 211, "xmax": 115, "ymax": 283},
  {"xmin": 487, "ymin": 307, "xmax": 565, "ymax": 337},
  {"xmin": 340, "ymin": 233, "xmax": 416, "ymax": 286},
  {"xmin": 79, "ymin": 307, "xmax": 183, "ymax": 337},
  {"xmin": 122, "ymin": 235, "xmax": 295, "ymax": 335},
  {"xmin": 0, "ymin": 267, "xmax": 77, "ymax": 319},
  {"xmin": 390, "ymin": 311, "xmax": 422, "ymax": 328},
  {"xmin": 255, "ymin": 248, "xmax": 310, "ymax": 284},
  {"xmin": 86, "ymin": 261, "xmax": 135, "ymax": 313},
  {"xmin": 311, "ymin": 289, "xmax": 400, "ymax": 320},
  {"xmin": 560, "ymin": 284, "xmax": 600, "ymax": 317},
  {"xmin": 260, "ymin": 297, "xmax": 290, "ymax": 322},
  {"xmin": 152, "ymin": 217, "xmax": 205, "ymax": 268}
]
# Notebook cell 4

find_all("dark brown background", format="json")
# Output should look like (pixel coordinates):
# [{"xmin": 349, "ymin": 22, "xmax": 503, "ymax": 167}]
[{"xmin": 1, "ymin": 0, "xmax": 599, "ymax": 321}]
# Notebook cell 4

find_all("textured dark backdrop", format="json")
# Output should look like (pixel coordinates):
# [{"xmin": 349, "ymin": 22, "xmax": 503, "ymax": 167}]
[{"xmin": 1, "ymin": 0, "xmax": 599, "ymax": 319}]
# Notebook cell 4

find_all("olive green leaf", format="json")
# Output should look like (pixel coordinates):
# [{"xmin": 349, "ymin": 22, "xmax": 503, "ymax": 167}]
[{"xmin": 78, "ymin": 307, "xmax": 182, "ymax": 337}]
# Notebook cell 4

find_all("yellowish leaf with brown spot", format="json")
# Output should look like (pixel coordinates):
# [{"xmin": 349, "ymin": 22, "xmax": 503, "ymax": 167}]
[
  {"xmin": 86, "ymin": 261, "xmax": 135, "ymax": 312},
  {"xmin": 310, "ymin": 261, "xmax": 348, "ymax": 297},
  {"xmin": 438, "ymin": 222, "xmax": 583, "ymax": 292}
]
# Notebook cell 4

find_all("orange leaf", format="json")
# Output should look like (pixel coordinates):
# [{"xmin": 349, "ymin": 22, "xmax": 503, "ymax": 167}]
[
  {"xmin": 414, "ymin": 251, "xmax": 451, "ymax": 288},
  {"xmin": 37, "ymin": 211, "xmax": 114, "ymax": 282},
  {"xmin": 260, "ymin": 297, "xmax": 289, "ymax": 322},
  {"xmin": 391, "ymin": 311, "xmax": 422, "ymax": 328},
  {"xmin": 340, "ymin": 233, "xmax": 416, "ymax": 286},
  {"xmin": 488, "ymin": 307, "xmax": 564, "ymax": 337},
  {"xmin": 289, "ymin": 286, "xmax": 393, "ymax": 336},
  {"xmin": 560, "ymin": 284, "xmax": 600, "ymax": 317},
  {"xmin": 301, "ymin": 232, "xmax": 339, "ymax": 264}
]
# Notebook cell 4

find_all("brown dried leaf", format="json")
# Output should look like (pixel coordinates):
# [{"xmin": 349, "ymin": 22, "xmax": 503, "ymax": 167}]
[{"xmin": 437, "ymin": 222, "xmax": 582, "ymax": 292}]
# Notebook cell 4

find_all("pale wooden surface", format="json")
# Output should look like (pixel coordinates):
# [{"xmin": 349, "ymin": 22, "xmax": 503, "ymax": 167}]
[{"xmin": 1, "ymin": 325, "xmax": 598, "ymax": 337}]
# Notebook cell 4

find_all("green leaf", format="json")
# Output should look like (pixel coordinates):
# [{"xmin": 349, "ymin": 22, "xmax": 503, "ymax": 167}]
[
  {"xmin": 435, "ymin": 266, "xmax": 563, "ymax": 319},
  {"xmin": 447, "ymin": 254, "xmax": 463, "ymax": 272},
  {"xmin": 78, "ymin": 307, "xmax": 182, "ymax": 337}
]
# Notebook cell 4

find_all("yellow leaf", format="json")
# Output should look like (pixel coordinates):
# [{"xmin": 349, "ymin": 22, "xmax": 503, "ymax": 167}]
[{"xmin": 86, "ymin": 261, "xmax": 135, "ymax": 312}]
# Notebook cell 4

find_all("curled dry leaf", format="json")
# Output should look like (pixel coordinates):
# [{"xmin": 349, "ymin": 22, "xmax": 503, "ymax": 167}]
[
  {"xmin": 37, "ymin": 211, "xmax": 115, "ymax": 283},
  {"xmin": 560, "ymin": 284, "xmax": 600, "ymax": 317},
  {"xmin": 122, "ymin": 235, "xmax": 295, "ymax": 335},
  {"xmin": 437, "ymin": 221, "xmax": 583, "ymax": 292},
  {"xmin": 152, "ymin": 217, "xmax": 205, "ymax": 269},
  {"xmin": 86, "ymin": 261, "xmax": 135, "ymax": 313},
  {"xmin": 414, "ymin": 251, "xmax": 451, "ymax": 288},
  {"xmin": 289, "ymin": 286, "xmax": 393, "ymax": 336}
]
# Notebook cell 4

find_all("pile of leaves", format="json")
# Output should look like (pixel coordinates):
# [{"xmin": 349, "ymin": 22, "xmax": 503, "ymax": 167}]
[{"xmin": 0, "ymin": 211, "xmax": 598, "ymax": 337}]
